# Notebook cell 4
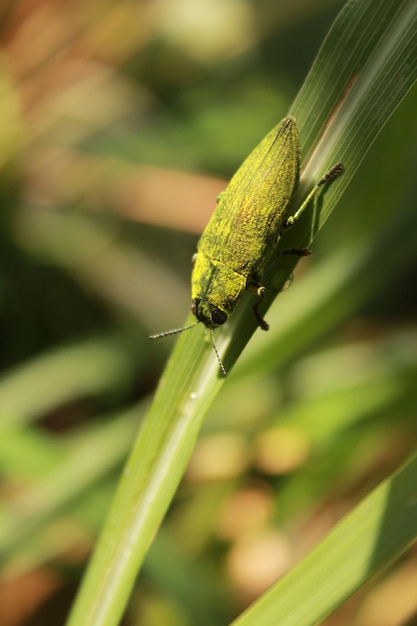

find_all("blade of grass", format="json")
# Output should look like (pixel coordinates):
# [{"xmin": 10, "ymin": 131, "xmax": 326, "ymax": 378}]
[
  {"xmin": 0, "ymin": 334, "xmax": 140, "ymax": 427},
  {"xmin": 66, "ymin": 1, "xmax": 417, "ymax": 625},
  {"xmin": 230, "ymin": 452, "xmax": 417, "ymax": 626},
  {"xmin": 0, "ymin": 404, "xmax": 143, "ymax": 561}
]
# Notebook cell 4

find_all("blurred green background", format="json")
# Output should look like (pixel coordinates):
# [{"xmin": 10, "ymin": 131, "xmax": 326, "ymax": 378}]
[{"xmin": 1, "ymin": 0, "xmax": 417, "ymax": 625}]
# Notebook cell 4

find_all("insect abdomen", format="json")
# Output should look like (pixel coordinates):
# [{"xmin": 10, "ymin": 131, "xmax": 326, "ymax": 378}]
[{"xmin": 197, "ymin": 117, "xmax": 300, "ymax": 277}]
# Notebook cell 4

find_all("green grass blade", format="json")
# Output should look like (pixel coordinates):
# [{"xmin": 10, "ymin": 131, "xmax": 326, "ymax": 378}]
[
  {"xmin": 66, "ymin": 1, "xmax": 417, "ymax": 624},
  {"xmin": 230, "ymin": 453, "xmax": 417, "ymax": 626}
]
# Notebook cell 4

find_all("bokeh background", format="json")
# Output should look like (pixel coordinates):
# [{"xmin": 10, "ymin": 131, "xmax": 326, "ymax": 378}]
[{"xmin": 1, "ymin": 0, "xmax": 417, "ymax": 625}]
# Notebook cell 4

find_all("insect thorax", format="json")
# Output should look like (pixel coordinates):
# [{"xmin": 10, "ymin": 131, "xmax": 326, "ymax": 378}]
[{"xmin": 191, "ymin": 253, "xmax": 246, "ymax": 319}]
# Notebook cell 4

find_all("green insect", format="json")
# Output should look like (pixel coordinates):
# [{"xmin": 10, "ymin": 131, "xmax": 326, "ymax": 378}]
[{"xmin": 151, "ymin": 116, "xmax": 343, "ymax": 374}]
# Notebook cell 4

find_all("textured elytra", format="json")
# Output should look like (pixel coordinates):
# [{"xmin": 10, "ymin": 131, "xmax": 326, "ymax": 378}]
[{"xmin": 192, "ymin": 116, "xmax": 300, "ymax": 327}]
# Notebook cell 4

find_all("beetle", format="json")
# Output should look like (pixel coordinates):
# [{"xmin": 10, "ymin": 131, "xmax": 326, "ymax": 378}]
[{"xmin": 151, "ymin": 116, "xmax": 343, "ymax": 374}]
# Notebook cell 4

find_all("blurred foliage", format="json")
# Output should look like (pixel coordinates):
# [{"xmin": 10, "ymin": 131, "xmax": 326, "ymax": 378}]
[{"xmin": 0, "ymin": 0, "xmax": 416, "ymax": 625}]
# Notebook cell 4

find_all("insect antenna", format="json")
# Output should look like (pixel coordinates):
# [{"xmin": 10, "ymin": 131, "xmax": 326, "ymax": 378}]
[
  {"xmin": 150, "ymin": 323, "xmax": 227, "ymax": 376},
  {"xmin": 211, "ymin": 329, "xmax": 227, "ymax": 376},
  {"xmin": 149, "ymin": 321, "xmax": 199, "ymax": 339}
]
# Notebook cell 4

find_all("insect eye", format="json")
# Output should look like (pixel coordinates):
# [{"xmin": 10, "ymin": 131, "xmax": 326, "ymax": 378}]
[{"xmin": 211, "ymin": 308, "xmax": 227, "ymax": 326}]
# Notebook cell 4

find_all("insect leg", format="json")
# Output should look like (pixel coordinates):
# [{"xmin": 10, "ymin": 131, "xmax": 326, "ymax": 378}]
[
  {"xmin": 262, "ymin": 246, "xmax": 311, "ymax": 277},
  {"xmin": 285, "ymin": 162, "xmax": 343, "ymax": 228},
  {"xmin": 281, "ymin": 247, "xmax": 311, "ymax": 257},
  {"xmin": 253, "ymin": 293, "xmax": 269, "ymax": 331},
  {"xmin": 247, "ymin": 279, "xmax": 269, "ymax": 331}
]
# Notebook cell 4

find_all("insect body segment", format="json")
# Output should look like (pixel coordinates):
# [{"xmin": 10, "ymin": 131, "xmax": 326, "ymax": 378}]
[
  {"xmin": 191, "ymin": 116, "xmax": 301, "ymax": 330},
  {"xmin": 191, "ymin": 255, "xmax": 246, "ymax": 328},
  {"xmin": 150, "ymin": 116, "xmax": 343, "ymax": 374}
]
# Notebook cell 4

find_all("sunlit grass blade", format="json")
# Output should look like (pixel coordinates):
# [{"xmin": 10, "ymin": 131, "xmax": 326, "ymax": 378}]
[
  {"xmin": 231, "ymin": 453, "xmax": 417, "ymax": 626},
  {"xmin": 66, "ymin": 1, "xmax": 417, "ymax": 625}
]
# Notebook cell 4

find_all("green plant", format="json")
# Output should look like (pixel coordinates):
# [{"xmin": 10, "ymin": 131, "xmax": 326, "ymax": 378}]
[{"xmin": 65, "ymin": 1, "xmax": 417, "ymax": 625}]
